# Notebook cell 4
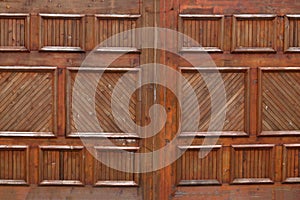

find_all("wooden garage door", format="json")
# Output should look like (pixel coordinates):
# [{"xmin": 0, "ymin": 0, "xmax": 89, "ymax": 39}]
[{"xmin": 0, "ymin": 0, "xmax": 300, "ymax": 200}]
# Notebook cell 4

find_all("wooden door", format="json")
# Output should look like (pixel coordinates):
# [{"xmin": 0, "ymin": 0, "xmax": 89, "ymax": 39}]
[{"xmin": 0, "ymin": 0, "xmax": 300, "ymax": 200}]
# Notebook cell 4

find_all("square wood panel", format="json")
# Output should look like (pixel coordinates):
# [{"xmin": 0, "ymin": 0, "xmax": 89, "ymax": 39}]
[
  {"xmin": 180, "ymin": 67, "xmax": 250, "ymax": 136},
  {"xmin": 95, "ymin": 14, "xmax": 140, "ymax": 52},
  {"xmin": 39, "ymin": 146, "xmax": 84, "ymax": 185},
  {"xmin": 0, "ymin": 13, "xmax": 30, "ymax": 51},
  {"xmin": 232, "ymin": 14, "xmax": 277, "ymax": 52},
  {"xmin": 0, "ymin": 67, "xmax": 57, "ymax": 137},
  {"xmin": 66, "ymin": 68, "xmax": 140, "ymax": 137},
  {"xmin": 0, "ymin": 145, "xmax": 29, "ymax": 185},
  {"xmin": 94, "ymin": 146, "xmax": 139, "ymax": 186},
  {"xmin": 258, "ymin": 67, "xmax": 300, "ymax": 135},
  {"xmin": 39, "ymin": 14, "xmax": 85, "ymax": 51},
  {"xmin": 284, "ymin": 15, "xmax": 300, "ymax": 52},
  {"xmin": 179, "ymin": 14, "xmax": 224, "ymax": 52},
  {"xmin": 231, "ymin": 144, "xmax": 274, "ymax": 184},
  {"xmin": 178, "ymin": 145, "xmax": 222, "ymax": 185},
  {"xmin": 282, "ymin": 144, "xmax": 300, "ymax": 183}
]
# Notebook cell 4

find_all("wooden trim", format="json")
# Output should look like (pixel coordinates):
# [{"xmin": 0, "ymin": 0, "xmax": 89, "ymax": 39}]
[
  {"xmin": 233, "ymin": 14, "xmax": 277, "ymax": 18},
  {"xmin": 40, "ymin": 46, "xmax": 84, "ymax": 52},
  {"xmin": 282, "ymin": 144, "xmax": 300, "ymax": 183},
  {"xmin": 231, "ymin": 178, "xmax": 274, "ymax": 184},
  {"xmin": 94, "ymin": 181, "xmax": 138, "ymax": 186},
  {"xmin": 39, "ymin": 145, "xmax": 84, "ymax": 150},
  {"xmin": 179, "ymin": 14, "xmax": 224, "ymax": 18},
  {"xmin": 39, "ymin": 13, "xmax": 85, "ymax": 18},
  {"xmin": 180, "ymin": 131, "xmax": 248, "ymax": 137},
  {"xmin": 284, "ymin": 15, "xmax": 300, "ymax": 52},
  {"xmin": 95, "ymin": 47, "xmax": 141, "ymax": 53},
  {"xmin": 94, "ymin": 146, "xmax": 139, "ymax": 151},
  {"xmin": 39, "ymin": 180, "xmax": 84, "ymax": 186},
  {"xmin": 178, "ymin": 179, "xmax": 221, "ymax": 186},
  {"xmin": 231, "ymin": 144, "xmax": 275, "ymax": 148},
  {"xmin": 180, "ymin": 47, "xmax": 223, "ymax": 53},
  {"xmin": 178, "ymin": 145, "xmax": 222, "ymax": 150},
  {"xmin": 95, "ymin": 14, "xmax": 141, "ymax": 18}
]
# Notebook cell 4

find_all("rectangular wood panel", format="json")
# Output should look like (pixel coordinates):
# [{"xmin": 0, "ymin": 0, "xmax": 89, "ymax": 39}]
[
  {"xmin": 231, "ymin": 144, "xmax": 274, "ymax": 184},
  {"xmin": 178, "ymin": 145, "xmax": 222, "ymax": 185},
  {"xmin": 180, "ymin": 67, "xmax": 249, "ymax": 136},
  {"xmin": 284, "ymin": 15, "xmax": 300, "ymax": 52},
  {"xmin": 258, "ymin": 67, "xmax": 300, "ymax": 135},
  {"xmin": 0, "ymin": 66, "xmax": 57, "ymax": 137},
  {"xmin": 179, "ymin": 14, "xmax": 224, "ymax": 52},
  {"xmin": 66, "ymin": 68, "xmax": 140, "ymax": 137},
  {"xmin": 0, "ymin": 145, "xmax": 28, "ymax": 185},
  {"xmin": 39, "ymin": 146, "xmax": 84, "ymax": 185},
  {"xmin": 95, "ymin": 14, "xmax": 140, "ymax": 52},
  {"xmin": 0, "ymin": 13, "xmax": 29, "ymax": 51},
  {"xmin": 94, "ymin": 146, "xmax": 139, "ymax": 186},
  {"xmin": 282, "ymin": 144, "xmax": 300, "ymax": 183},
  {"xmin": 39, "ymin": 14, "xmax": 85, "ymax": 51},
  {"xmin": 232, "ymin": 15, "xmax": 277, "ymax": 52}
]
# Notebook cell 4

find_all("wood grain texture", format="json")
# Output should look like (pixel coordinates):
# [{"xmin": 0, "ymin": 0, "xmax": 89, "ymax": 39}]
[
  {"xmin": 0, "ymin": 67, "xmax": 57, "ymax": 137},
  {"xmin": 179, "ymin": 14, "xmax": 224, "ymax": 52},
  {"xmin": 66, "ymin": 68, "xmax": 139, "ymax": 137},
  {"xmin": 0, "ymin": 14, "xmax": 29, "ymax": 51},
  {"xmin": 39, "ymin": 146, "xmax": 84, "ymax": 185},
  {"xmin": 258, "ymin": 67, "xmax": 300, "ymax": 135},
  {"xmin": 178, "ymin": 145, "xmax": 222, "ymax": 185},
  {"xmin": 0, "ymin": 145, "xmax": 28, "ymax": 185},
  {"xmin": 282, "ymin": 144, "xmax": 300, "ymax": 183},
  {"xmin": 39, "ymin": 14, "xmax": 85, "ymax": 51},
  {"xmin": 232, "ymin": 15, "xmax": 276, "ymax": 52},
  {"xmin": 94, "ymin": 146, "xmax": 139, "ymax": 186},
  {"xmin": 180, "ymin": 67, "xmax": 249, "ymax": 136},
  {"xmin": 284, "ymin": 15, "xmax": 300, "ymax": 52},
  {"xmin": 95, "ymin": 14, "xmax": 140, "ymax": 51},
  {"xmin": 231, "ymin": 144, "xmax": 275, "ymax": 184}
]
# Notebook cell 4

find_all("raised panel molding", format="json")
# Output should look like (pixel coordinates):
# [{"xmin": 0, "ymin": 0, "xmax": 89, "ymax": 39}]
[
  {"xmin": 94, "ymin": 146, "xmax": 139, "ymax": 186},
  {"xmin": 178, "ymin": 145, "xmax": 222, "ymax": 185},
  {"xmin": 282, "ymin": 144, "xmax": 300, "ymax": 183},
  {"xmin": 66, "ymin": 67, "xmax": 140, "ymax": 137},
  {"xmin": 39, "ymin": 14, "xmax": 85, "ymax": 51},
  {"xmin": 284, "ymin": 15, "xmax": 300, "ymax": 52},
  {"xmin": 95, "ymin": 14, "xmax": 141, "ymax": 52},
  {"xmin": 231, "ymin": 144, "xmax": 275, "ymax": 184},
  {"xmin": 180, "ymin": 67, "xmax": 250, "ymax": 136},
  {"xmin": 0, "ymin": 13, "xmax": 30, "ymax": 51},
  {"xmin": 179, "ymin": 14, "xmax": 224, "ymax": 52},
  {"xmin": 258, "ymin": 67, "xmax": 300, "ymax": 135},
  {"xmin": 39, "ymin": 146, "xmax": 84, "ymax": 185},
  {"xmin": 0, "ymin": 66, "xmax": 57, "ymax": 137},
  {"xmin": 232, "ymin": 14, "xmax": 277, "ymax": 53},
  {"xmin": 0, "ymin": 145, "xmax": 29, "ymax": 185}
]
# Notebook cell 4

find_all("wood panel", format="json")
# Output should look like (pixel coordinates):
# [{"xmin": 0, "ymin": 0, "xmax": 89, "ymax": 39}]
[
  {"xmin": 258, "ymin": 67, "xmax": 300, "ymax": 135},
  {"xmin": 94, "ymin": 146, "xmax": 139, "ymax": 186},
  {"xmin": 39, "ymin": 14, "xmax": 85, "ymax": 51},
  {"xmin": 66, "ymin": 68, "xmax": 140, "ymax": 137},
  {"xmin": 0, "ymin": 145, "xmax": 28, "ymax": 185},
  {"xmin": 0, "ymin": 67, "xmax": 57, "ymax": 137},
  {"xmin": 284, "ymin": 15, "xmax": 300, "ymax": 52},
  {"xmin": 180, "ymin": 67, "xmax": 249, "ymax": 136},
  {"xmin": 39, "ymin": 146, "xmax": 84, "ymax": 185},
  {"xmin": 0, "ymin": 13, "xmax": 29, "ymax": 51},
  {"xmin": 282, "ymin": 144, "xmax": 300, "ymax": 183},
  {"xmin": 177, "ymin": 145, "xmax": 222, "ymax": 185},
  {"xmin": 179, "ymin": 14, "xmax": 224, "ymax": 52},
  {"xmin": 231, "ymin": 144, "xmax": 275, "ymax": 184},
  {"xmin": 232, "ymin": 15, "xmax": 277, "ymax": 52},
  {"xmin": 95, "ymin": 14, "xmax": 141, "ymax": 52}
]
